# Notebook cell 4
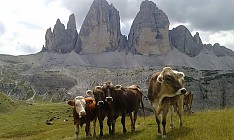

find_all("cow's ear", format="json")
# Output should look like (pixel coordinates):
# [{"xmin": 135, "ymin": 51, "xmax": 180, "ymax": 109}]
[
  {"xmin": 157, "ymin": 74, "xmax": 163, "ymax": 83},
  {"xmin": 86, "ymin": 89, "xmax": 93, "ymax": 96},
  {"xmin": 67, "ymin": 100, "xmax": 75, "ymax": 106},
  {"xmin": 163, "ymin": 67, "xmax": 172, "ymax": 72},
  {"xmin": 177, "ymin": 72, "xmax": 185, "ymax": 79},
  {"xmin": 115, "ymin": 85, "xmax": 122, "ymax": 90}
]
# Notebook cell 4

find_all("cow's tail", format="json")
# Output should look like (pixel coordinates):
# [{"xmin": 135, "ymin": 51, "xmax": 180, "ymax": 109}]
[{"xmin": 140, "ymin": 98, "xmax": 145, "ymax": 120}]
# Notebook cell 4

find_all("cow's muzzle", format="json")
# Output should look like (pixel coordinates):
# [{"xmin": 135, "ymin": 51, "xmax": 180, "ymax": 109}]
[
  {"xmin": 79, "ymin": 111, "xmax": 86, "ymax": 118},
  {"xmin": 97, "ymin": 101, "xmax": 104, "ymax": 106},
  {"xmin": 177, "ymin": 88, "xmax": 187, "ymax": 95},
  {"xmin": 105, "ymin": 97, "xmax": 113, "ymax": 102}
]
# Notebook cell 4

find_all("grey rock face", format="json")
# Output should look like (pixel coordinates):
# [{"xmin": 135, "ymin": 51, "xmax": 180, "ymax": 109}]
[
  {"xmin": 78, "ymin": 0, "xmax": 125, "ymax": 54},
  {"xmin": 128, "ymin": 0, "xmax": 170, "ymax": 55},
  {"xmin": 204, "ymin": 43, "xmax": 234, "ymax": 57},
  {"xmin": 44, "ymin": 14, "xmax": 78, "ymax": 53},
  {"xmin": 169, "ymin": 25, "xmax": 203, "ymax": 57}
]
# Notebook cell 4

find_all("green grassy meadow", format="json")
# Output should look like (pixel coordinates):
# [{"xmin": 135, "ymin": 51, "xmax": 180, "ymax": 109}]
[{"xmin": 0, "ymin": 93, "xmax": 233, "ymax": 140}]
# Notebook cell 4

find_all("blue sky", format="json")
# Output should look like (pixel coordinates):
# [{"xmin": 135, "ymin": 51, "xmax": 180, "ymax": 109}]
[{"xmin": 0, "ymin": 0, "xmax": 233, "ymax": 55}]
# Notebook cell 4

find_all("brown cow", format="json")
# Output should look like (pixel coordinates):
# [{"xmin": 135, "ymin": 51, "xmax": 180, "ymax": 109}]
[
  {"xmin": 87, "ymin": 82, "xmax": 145, "ymax": 136},
  {"xmin": 67, "ymin": 96, "xmax": 97, "ymax": 140},
  {"xmin": 183, "ymin": 91, "xmax": 193, "ymax": 114},
  {"xmin": 148, "ymin": 67, "xmax": 186, "ymax": 138},
  {"xmin": 117, "ymin": 84, "xmax": 145, "ymax": 131},
  {"xmin": 93, "ymin": 82, "xmax": 127, "ymax": 136},
  {"xmin": 86, "ymin": 85, "xmax": 112, "ymax": 137}
]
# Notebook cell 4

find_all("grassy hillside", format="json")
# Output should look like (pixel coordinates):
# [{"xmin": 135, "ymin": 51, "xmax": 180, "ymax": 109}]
[
  {"xmin": 0, "ymin": 92, "xmax": 17, "ymax": 113},
  {"xmin": 0, "ymin": 101, "xmax": 233, "ymax": 140}
]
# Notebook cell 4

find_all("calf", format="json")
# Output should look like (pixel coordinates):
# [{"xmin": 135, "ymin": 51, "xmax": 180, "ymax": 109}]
[
  {"xmin": 148, "ymin": 67, "xmax": 186, "ymax": 138},
  {"xmin": 183, "ymin": 91, "xmax": 193, "ymax": 114},
  {"xmin": 67, "ymin": 96, "xmax": 97, "ymax": 140}
]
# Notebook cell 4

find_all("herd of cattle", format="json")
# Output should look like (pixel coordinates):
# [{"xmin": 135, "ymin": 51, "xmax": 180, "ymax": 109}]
[{"xmin": 67, "ymin": 67, "xmax": 194, "ymax": 139}]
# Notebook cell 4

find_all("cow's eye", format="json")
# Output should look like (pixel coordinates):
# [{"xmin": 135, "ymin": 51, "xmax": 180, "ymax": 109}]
[{"xmin": 165, "ymin": 75, "xmax": 173, "ymax": 82}]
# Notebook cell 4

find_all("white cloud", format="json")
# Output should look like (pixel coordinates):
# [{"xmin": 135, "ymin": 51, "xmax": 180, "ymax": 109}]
[{"xmin": 0, "ymin": 0, "xmax": 71, "ymax": 55}]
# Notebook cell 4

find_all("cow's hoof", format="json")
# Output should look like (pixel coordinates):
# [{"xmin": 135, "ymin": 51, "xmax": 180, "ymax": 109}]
[
  {"xmin": 157, "ymin": 132, "xmax": 162, "ymax": 136},
  {"xmin": 162, "ymin": 134, "xmax": 167, "ymax": 138},
  {"xmin": 170, "ymin": 124, "xmax": 175, "ymax": 129},
  {"xmin": 179, "ymin": 123, "xmax": 183, "ymax": 128}
]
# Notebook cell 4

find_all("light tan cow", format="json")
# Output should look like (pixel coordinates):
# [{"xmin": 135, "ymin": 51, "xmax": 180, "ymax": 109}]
[{"xmin": 148, "ymin": 67, "xmax": 186, "ymax": 138}]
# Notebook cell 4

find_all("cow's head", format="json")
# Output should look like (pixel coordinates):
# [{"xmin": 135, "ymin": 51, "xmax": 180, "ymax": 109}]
[
  {"xmin": 102, "ymin": 81, "xmax": 114, "ymax": 103},
  {"xmin": 68, "ymin": 96, "xmax": 86, "ymax": 118},
  {"xmin": 157, "ymin": 67, "xmax": 186, "ymax": 97},
  {"xmin": 87, "ymin": 86, "xmax": 105, "ymax": 106}
]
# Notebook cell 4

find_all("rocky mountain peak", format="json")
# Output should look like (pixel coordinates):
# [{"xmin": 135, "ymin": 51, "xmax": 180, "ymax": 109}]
[
  {"xmin": 128, "ymin": 0, "xmax": 170, "ymax": 55},
  {"xmin": 169, "ymin": 25, "xmax": 203, "ymax": 57},
  {"xmin": 204, "ymin": 43, "xmax": 234, "ymax": 57},
  {"xmin": 44, "ymin": 14, "xmax": 78, "ymax": 53},
  {"xmin": 77, "ymin": 0, "xmax": 126, "ymax": 54},
  {"xmin": 67, "ymin": 14, "xmax": 76, "ymax": 30}
]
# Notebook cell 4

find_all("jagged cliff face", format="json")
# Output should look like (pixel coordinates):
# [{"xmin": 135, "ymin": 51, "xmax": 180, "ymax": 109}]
[
  {"xmin": 78, "ymin": 0, "xmax": 125, "ymax": 54},
  {"xmin": 44, "ymin": 14, "xmax": 78, "ymax": 53},
  {"xmin": 128, "ymin": 0, "xmax": 170, "ymax": 55},
  {"xmin": 169, "ymin": 25, "xmax": 203, "ymax": 57}
]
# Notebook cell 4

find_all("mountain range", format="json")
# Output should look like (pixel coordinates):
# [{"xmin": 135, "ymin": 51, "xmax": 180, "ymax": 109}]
[{"xmin": 40, "ymin": 0, "xmax": 234, "ymax": 70}]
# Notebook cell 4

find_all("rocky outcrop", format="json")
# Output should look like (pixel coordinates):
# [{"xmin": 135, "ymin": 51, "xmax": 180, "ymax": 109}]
[
  {"xmin": 169, "ymin": 25, "xmax": 203, "ymax": 57},
  {"xmin": 204, "ymin": 43, "xmax": 234, "ymax": 57},
  {"xmin": 44, "ymin": 14, "xmax": 78, "ymax": 53},
  {"xmin": 128, "ymin": 0, "xmax": 170, "ymax": 55},
  {"xmin": 77, "ymin": 0, "xmax": 126, "ymax": 54}
]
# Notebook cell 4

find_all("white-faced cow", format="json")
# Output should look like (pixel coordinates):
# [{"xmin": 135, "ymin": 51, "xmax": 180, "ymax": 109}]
[
  {"xmin": 67, "ymin": 96, "xmax": 97, "ymax": 140},
  {"xmin": 148, "ymin": 67, "xmax": 186, "ymax": 138}
]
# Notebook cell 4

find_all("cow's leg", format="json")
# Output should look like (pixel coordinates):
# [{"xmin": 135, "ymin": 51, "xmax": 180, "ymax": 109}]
[
  {"xmin": 112, "ymin": 119, "xmax": 116, "ymax": 135},
  {"xmin": 121, "ymin": 113, "xmax": 127, "ymax": 134},
  {"xmin": 93, "ymin": 117, "xmax": 97, "ymax": 138},
  {"xmin": 169, "ymin": 105, "xmax": 175, "ymax": 129},
  {"xmin": 130, "ymin": 112, "xmax": 134, "ymax": 131},
  {"xmin": 132, "ymin": 110, "xmax": 138, "ymax": 131},
  {"xmin": 107, "ymin": 117, "xmax": 113, "ymax": 135},
  {"xmin": 152, "ymin": 103, "xmax": 162, "ymax": 136},
  {"xmin": 98, "ymin": 117, "xmax": 104, "ymax": 137},
  {"xmin": 85, "ymin": 122, "xmax": 91, "ymax": 138},
  {"xmin": 177, "ymin": 97, "xmax": 183, "ymax": 128},
  {"xmin": 184, "ymin": 104, "xmax": 188, "ymax": 114},
  {"xmin": 153, "ymin": 109, "xmax": 162, "ymax": 136},
  {"xmin": 74, "ymin": 123, "xmax": 79, "ymax": 140},
  {"xmin": 176, "ymin": 107, "xmax": 183, "ymax": 128},
  {"xmin": 162, "ymin": 106, "xmax": 169, "ymax": 138}
]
